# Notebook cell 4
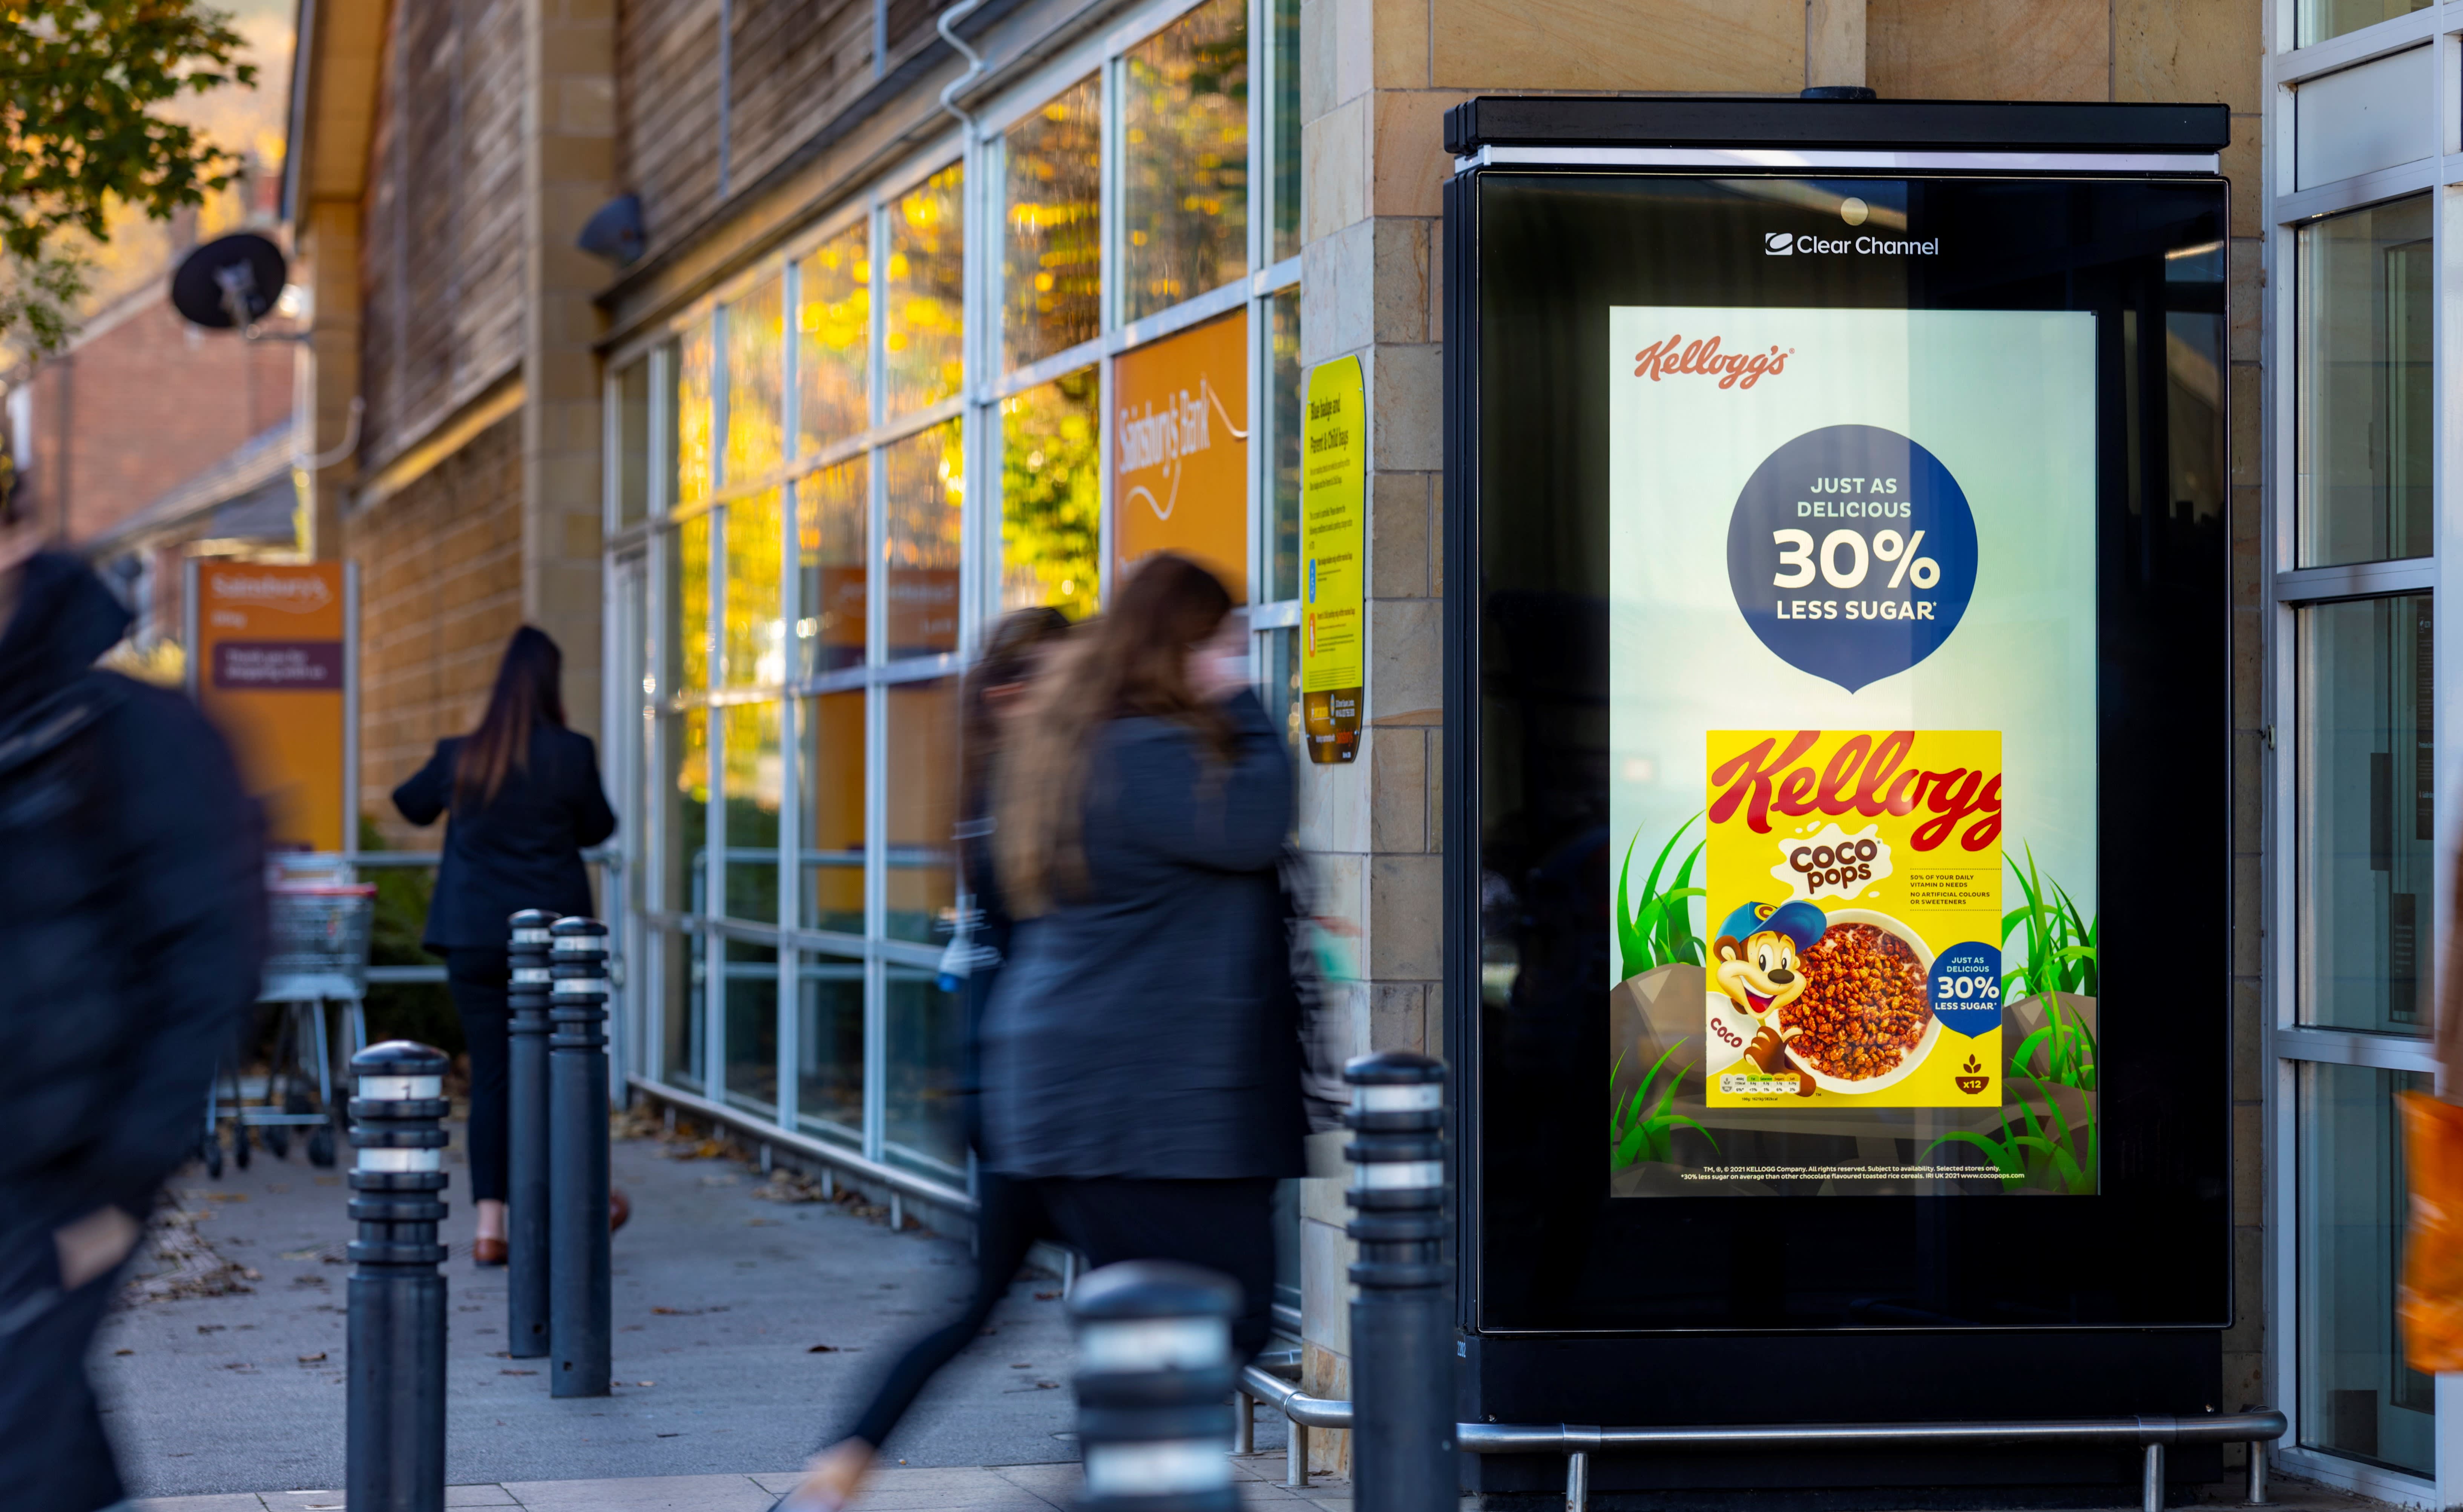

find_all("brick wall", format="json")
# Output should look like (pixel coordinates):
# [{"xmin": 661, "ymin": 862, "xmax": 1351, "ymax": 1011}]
[
  {"xmin": 350, "ymin": 412, "xmax": 526, "ymax": 846},
  {"xmin": 16, "ymin": 297, "xmax": 296, "ymax": 546}
]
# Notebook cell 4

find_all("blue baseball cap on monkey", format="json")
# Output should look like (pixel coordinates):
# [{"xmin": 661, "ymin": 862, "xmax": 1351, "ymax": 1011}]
[{"xmin": 1713, "ymin": 899, "xmax": 1828, "ymax": 954}]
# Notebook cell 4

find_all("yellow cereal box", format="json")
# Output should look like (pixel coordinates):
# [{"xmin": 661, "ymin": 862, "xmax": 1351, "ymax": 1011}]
[{"xmin": 1702, "ymin": 729, "xmax": 2003, "ymax": 1108}]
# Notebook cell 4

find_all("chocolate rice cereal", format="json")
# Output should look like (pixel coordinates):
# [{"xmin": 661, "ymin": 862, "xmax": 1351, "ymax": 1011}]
[{"xmin": 1780, "ymin": 922, "xmax": 1929, "ymax": 1081}]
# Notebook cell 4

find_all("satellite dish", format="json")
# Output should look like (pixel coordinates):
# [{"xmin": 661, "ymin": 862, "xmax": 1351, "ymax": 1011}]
[{"xmin": 171, "ymin": 233, "xmax": 289, "ymax": 331}]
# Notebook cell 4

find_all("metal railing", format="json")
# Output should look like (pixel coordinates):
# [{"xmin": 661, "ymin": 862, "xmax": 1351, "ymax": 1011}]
[
  {"xmin": 345, "ymin": 846, "xmax": 625, "ymax": 986},
  {"xmin": 1236, "ymin": 1363, "xmax": 2285, "ymax": 1512}
]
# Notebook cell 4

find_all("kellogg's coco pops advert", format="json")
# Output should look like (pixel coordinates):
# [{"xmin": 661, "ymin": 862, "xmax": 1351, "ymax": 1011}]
[{"xmin": 1606, "ymin": 307, "xmax": 2100, "ymax": 1198}]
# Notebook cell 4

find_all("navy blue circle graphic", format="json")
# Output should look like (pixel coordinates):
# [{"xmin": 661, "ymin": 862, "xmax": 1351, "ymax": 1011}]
[
  {"xmin": 1928, "ymin": 941, "xmax": 2003, "ymax": 1040},
  {"xmin": 1726, "ymin": 425, "xmax": 1979, "ymax": 692}
]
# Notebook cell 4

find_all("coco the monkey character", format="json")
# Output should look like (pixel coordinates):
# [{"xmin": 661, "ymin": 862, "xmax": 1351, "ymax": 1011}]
[{"xmin": 1712, "ymin": 900, "xmax": 1828, "ymax": 1096}]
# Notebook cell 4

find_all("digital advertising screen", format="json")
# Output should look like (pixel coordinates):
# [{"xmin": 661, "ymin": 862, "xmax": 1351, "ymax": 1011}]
[{"xmin": 1452, "ymin": 161, "xmax": 2231, "ymax": 1338}]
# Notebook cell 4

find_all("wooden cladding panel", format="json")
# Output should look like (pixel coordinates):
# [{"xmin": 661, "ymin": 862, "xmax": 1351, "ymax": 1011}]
[
  {"xmin": 359, "ymin": 0, "xmax": 529, "ymax": 472},
  {"xmin": 728, "ymin": 0, "xmax": 876, "ymax": 193},
  {"xmin": 620, "ymin": 0, "xmax": 725, "ymax": 246}
]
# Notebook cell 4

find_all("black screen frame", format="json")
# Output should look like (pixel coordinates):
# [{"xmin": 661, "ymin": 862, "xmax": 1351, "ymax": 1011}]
[{"xmin": 1442, "ymin": 161, "xmax": 2235, "ymax": 1341}]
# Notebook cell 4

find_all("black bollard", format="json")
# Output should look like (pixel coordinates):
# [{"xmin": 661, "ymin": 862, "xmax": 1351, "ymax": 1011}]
[
  {"xmin": 506, "ymin": 908, "xmax": 555, "ymax": 1359},
  {"xmin": 345, "ymin": 1040, "xmax": 451, "ymax": 1512},
  {"xmin": 1070, "ymin": 1261, "xmax": 1240, "ymax": 1512},
  {"xmin": 548, "ymin": 916, "xmax": 612, "ymax": 1398},
  {"xmin": 1345, "ymin": 1051, "xmax": 1452, "ymax": 1512}
]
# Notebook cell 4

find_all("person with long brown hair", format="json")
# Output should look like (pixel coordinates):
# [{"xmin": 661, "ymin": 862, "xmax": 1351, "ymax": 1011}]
[
  {"xmin": 393, "ymin": 625, "xmax": 616, "ymax": 1264},
  {"xmin": 982, "ymin": 551, "xmax": 1304, "ymax": 1356}
]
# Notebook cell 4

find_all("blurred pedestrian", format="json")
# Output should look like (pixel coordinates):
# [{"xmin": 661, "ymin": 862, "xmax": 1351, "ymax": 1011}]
[
  {"xmin": 392, "ymin": 625, "xmax": 618, "ymax": 1265},
  {"xmin": 779, "ymin": 605, "xmax": 1072, "ymax": 1512},
  {"xmin": 0, "ymin": 536, "xmax": 265, "ymax": 1512},
  {"xmin": 983, "ymin": 551, "xmax": 1303, "ymax": 1357}
]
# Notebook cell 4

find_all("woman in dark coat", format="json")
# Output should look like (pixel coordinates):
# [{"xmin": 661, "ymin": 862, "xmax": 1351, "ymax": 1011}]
[
  {"xmin": 393, "ymin": 626, "xmax": 615, "ymax": 1264},
  {"xmin": 982, "ymin": 551, "xmax": 1305, "ymax": 1356}
]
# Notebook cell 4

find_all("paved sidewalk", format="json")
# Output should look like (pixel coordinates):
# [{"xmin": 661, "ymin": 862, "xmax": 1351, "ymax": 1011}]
[
  {"xmin": 132, "ymin": 1452, "xmax": 1349, "ymax": 1512},
  {"xmin": 98, "ymin": 1114, "xmax": 1238, "ymax": 1497}
]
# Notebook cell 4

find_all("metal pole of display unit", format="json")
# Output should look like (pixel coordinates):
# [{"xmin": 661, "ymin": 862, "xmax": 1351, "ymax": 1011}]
[
  {"xmin": 549, "ymin": 917, "xmax": 612, "ymax": 1397},
  {"xmin": 1345, "ymin": 1051, "xmax": 1452, "ymax": 1512},
  {"xmin": 344, "ymin": 1040, "xmax": 451, "ymax": 1512},
  {"xmin": 506, "ymin": 908, "xmax": 555, "ymax": 1359},
  {"xmin": 1070, "ymin": 1261, "xmax": 1241, "ymax": 1512}
]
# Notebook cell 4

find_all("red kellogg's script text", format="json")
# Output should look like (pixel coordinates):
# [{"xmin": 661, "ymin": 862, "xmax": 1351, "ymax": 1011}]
[
  {"xmin": 1708, "ymin": 731, "xmax": 2001, "ymax": 851},
  {"xmin": 1632, "ymin": 334, "xmax": 1793, "ymax": 390}
]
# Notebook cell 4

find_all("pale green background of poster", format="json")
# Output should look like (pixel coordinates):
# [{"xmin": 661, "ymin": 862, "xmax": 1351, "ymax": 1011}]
[{"xmin": 1607, "ymin": 306, "xmax": 2099, "ymax": 980}]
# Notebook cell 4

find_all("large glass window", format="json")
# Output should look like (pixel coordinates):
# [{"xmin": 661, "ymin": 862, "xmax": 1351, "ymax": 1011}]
[
  {"xmin": 722, "ymin": 492, "xmax": 784, "ymax": 689},
  {"xmin": 1271, "ymin": 0, "xmax": 1298, "ymax": 263},
  {"xmin": 799, "ymin": 227, "xmax": 871, "ymax": 448},
  {"xmin": 1121, "ymin": 0, "xmax": 1248, "ymax": 321},
  {"xmin": 725, "ymin": 277, "xmax": 787, "ymax": 485},
  {"xmin": 661, "ymin": 707, "xmax": 709, "ymax": 916},
  {"xmin": 615, "ymin": 360, "xmax": 651, "ymax": 525},
  {"xmin": 2297, "ymin": 595, "xmax": 2434, "ymax": 1035},
  {"xmin": 885, "ymin": 965, "xmax": 965, "ymax": 1176},
  {"xmin": 885, "ymin": 422, "xmax": 964, "ymax": 659},
  {"xmin": 1000, "ymin": 368, "xmax": 1100, "ymax": 616},
  {"xmin": 2298, "ymin": 196, "xmax": 2432, "ymax": 568},
  {"xmin": 1269, "ymin": 286, "xmax": 1301, "ymax": 599},
  {"xmin": 888, "ymin": 167, "xmax": 965, "ymax": 416},
  {"xmin": 2299, "ymin": 0, "xmax": 2429, "ymax": 47},
  {"xmin": 676, "ymin": 321, "xmax": 715, "ymax": 507},
  {"xmin": 2300, "ymin": 1063, "xmax": 2436, "ymax": 1475},
  {"xmin": 885, "ymin": 677, "xmax": 960, "ymax": 944},
  {"xmin": 1004, "ymin": 78, "xmax": 1101, "ymax": 368},
  {"xmin": 672, "ymin": 513, "xmax": 712, "ymax": 695},
  {"xmin": 721, "ymin": 700, "xmax": 783, "ymax": 924},
  {"xmin": 799, "ymin": 460, "xmax": 868, "ymax": 677},
  {"xmin": 801, "ymin": 689, "xmax": 866, "ymax": 936},
  {"xmin": 722, "ymin": 938, "xmax": 780, "ymax": 1114},
  {"xmin": 797, "ymin": 954, "xmax": 865, "ymax": 1141}
]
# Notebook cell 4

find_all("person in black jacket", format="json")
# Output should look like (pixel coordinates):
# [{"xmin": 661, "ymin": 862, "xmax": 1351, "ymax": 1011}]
[
  {"xmin": 983, "ymin": 552, "xmax": 1303, "ymax": 1354},
  {"xmin": 393, "ymin": 625, "xmax": 615, "ymax": 1265},
  {"xmin": 0, "ymin": 545, "xmax": 264, "ymax": 1512}
]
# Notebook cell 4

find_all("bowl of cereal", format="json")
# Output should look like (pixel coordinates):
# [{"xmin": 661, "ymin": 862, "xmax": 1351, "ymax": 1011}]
[{"xmin": 1776, "ymin": 909, "xmax": 1940, "ymax": 1095}]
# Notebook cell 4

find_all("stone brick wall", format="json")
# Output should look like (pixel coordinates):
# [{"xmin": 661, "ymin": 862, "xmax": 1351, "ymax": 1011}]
[
  {"xmin": 350, "ymin": 412, "xmax": 527, "ymax": 847},
  {"xmin": 1295, "ymin": 0, "xmax": 2264, "ymax": 1474},
  {"xmin": 16, "ymin": 296, "xmax": 296, "ymax": 547}
]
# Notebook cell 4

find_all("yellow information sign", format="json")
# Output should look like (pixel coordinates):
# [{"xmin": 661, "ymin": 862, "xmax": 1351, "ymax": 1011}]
[
  {"xmin": 1301, "ymin": 357, "xmax": 1365, "ymax": 764},
  {"xmin": 190, "ymin": 560, "xmax": 349, "ymax": 853},
  {"xmin": 1702, "ymin": 728, "xmax": 2003, "ymax": 1109}
]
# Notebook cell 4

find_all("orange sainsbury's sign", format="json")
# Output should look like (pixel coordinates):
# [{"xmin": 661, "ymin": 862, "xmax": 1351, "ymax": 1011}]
[
  {"xmin": 190, "ymin": 561, "xmax": 349, "ymax": 853},
  {"xmin": 1112, "ymin": 309, "xmax": 1248, "ymax": 599}
]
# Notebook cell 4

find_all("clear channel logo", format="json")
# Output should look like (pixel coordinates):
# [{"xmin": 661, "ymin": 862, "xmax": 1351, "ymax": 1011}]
[{"xmin": 1763, "ymin": 195, "xmax": 1940, "ymax": 257}]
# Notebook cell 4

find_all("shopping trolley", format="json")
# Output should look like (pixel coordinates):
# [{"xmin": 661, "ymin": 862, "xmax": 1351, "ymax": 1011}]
[{"xmin": 199, "ymin": 863, "xmax": 375, "ymax": 1175}]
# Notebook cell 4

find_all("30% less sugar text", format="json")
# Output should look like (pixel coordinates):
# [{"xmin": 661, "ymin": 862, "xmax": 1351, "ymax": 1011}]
[{"xmin": 1768, "ymin": 526, "xmax": 1941, "ymax": 621}]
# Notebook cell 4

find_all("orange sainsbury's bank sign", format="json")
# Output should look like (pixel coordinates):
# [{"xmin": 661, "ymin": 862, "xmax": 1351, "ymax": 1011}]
[
  {"xmin": 189, "ymin": 561, "xmax": 350, "ymax": 853},
  {"xmin": 1112, "ymin": 309, "xmax": 1248, "ymax": 599}
]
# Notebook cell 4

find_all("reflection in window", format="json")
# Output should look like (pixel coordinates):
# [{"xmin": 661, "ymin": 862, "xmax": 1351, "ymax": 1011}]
[
  {"xmin": 799, "ymin": 226, "xmax": 871, "ymax": 449},
  {"xmin": 799, "ymin": 461, "xmax": 868, "ymax": 677},
  {"xmin": 886, "ymin": 677, "xmax": 960, "ymax": 945},
  {"xmin": 1271, "ymin": 0, "xmax": 1298, "ymax": 262},
  {"xmin": 2299, "ymin": 195, "xmax": 2432, "ymax": 567},
  {"xmin": 616, "ymin": 360, "xmax": 650, "ymax": 524},
  {"xmin": 661, "ymin": 707, "xmax": 709, "ymax": 916},
  {"xmin": 2298, "ymin": 595, "xmax": 2434, "ymax": 1036},
  {"xmin": 724, "ymin": 276, "xmax": 786, "ymax": 485},
  {"xmin": 1005, "ymin": 77, "xmax": 1101, "ymax": 370},
  {"xmin": 677, "ymin": 320, "xmax": 715, "ymax": 505},
  {"xmin": 721, "ymin": 700, "xmax": 782, "ymax": 923},
  {"xmin": 2299, "ymin": 0, "xmax": 2429, "ymax": 46},
  {"xmin": 1262, "ymin": 625, "xmax": 1302, "ymax": 758},
  {"xmin": 1270, "ymin": 285, "xmax": 1301, "ymax": 599},
  {"xmin": 722, "ymin": 491, "xmax": 784, "ymax": 688},
  {"xmin": 2300, "ymin": 1062, "xmax": 2436, "ymax": 1475},
  {"xmin": 722, "ymin": 938, "xmax": 779, "ymax": 1114},
  {"xmin": 802, "ymin": 690, "xmax": 866, "ymax": 935},
  {"xmin": 797, "ymin": 955, "xmax": 865, "ymax": 1142},
  {"xmin": 888, "ymin": 165, "xmax": 965, "ymax": 415},
  {"xmin": 672, "ymin": 513, "xmax": 712, "ymax": 693},
  {"xmin": 1123, "ymin": 0, "xmax": 1247, "ymax": 321},
  {"xmin": 659, "ymin": 929, "xmax": 702, "ymax": 1089},
  {"xmin": 1001, "ymin": 368, "xmax": 1100, "ymax": 617},
  {"xmin": 885, "ymin": 965, "xmax": 966, "ymax": 1177},
  {"xmin": 885, "ymin": 421, "xmax": 964, "ymax": 659}
]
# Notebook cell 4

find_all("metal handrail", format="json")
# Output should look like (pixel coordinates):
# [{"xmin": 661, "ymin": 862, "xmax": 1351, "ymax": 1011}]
[{"xmin": 1234, "ymin": 1364, "xmax": 2283, "ymax": 1512}]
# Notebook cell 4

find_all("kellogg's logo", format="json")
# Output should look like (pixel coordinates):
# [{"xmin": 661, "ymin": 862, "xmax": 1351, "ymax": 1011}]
[{"xmin": 1632, "ymin": 334, "xmax": 1793, "ymax": 391}]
